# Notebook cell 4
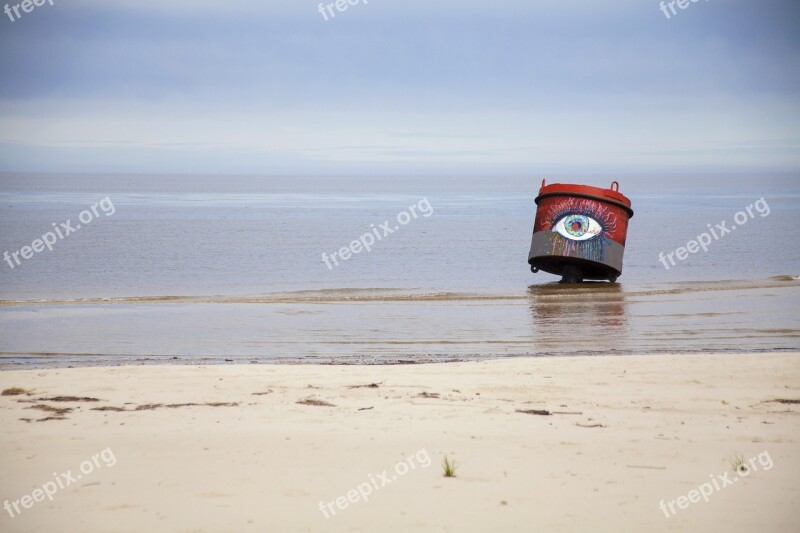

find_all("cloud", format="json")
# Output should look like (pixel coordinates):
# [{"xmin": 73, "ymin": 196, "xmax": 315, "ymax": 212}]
[{"xmin": 0, "ymin": 0, "xmax": 798, "ymax": 174}]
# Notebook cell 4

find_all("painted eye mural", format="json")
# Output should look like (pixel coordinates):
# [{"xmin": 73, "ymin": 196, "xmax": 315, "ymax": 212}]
[
  {"xmin": 536, "ymin": 197, "xmax": 621, "ymax": 243},
  {"xmin": 528, "ymin": 180, "xmax": 634, "ymax": 282},
  {"xmin": 553, "ymin": 213, "xmax": 602, "ymax": 241}
]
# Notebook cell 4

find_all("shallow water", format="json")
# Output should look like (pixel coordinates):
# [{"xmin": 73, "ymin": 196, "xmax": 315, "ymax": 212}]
[{"xmin": 1, "ymin": 174, "xmax": 798, "ymax": 367}]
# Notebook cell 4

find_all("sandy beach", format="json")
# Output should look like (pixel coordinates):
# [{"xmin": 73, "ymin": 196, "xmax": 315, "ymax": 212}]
[
  {"xmin": 1, "ymin": 353, "xmax": 798, "ymax": 532},
  {"xmin": 3, "ymin": 1, "xmax": 800, "ymax": 531}
]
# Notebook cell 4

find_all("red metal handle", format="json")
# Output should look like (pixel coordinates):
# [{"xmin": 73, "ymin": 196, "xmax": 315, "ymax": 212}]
[{"xmin": 610, "ymin": 181, "xmax": 619, "ymax": 192}]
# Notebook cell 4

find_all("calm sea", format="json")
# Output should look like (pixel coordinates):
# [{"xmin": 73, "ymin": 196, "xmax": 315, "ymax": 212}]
[{"xmin": 1, "ymin": 174, "xmax": 798, "ymax": 366}]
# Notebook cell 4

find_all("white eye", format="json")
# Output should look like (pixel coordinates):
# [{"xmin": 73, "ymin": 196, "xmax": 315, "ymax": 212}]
[{"xmin": 554, "ymin": 214, "xmax": 602, "ymax": 241}]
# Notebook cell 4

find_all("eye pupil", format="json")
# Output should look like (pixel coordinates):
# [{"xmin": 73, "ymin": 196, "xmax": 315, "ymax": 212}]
[{"xmin": 564, "ymin": 215, "xmax": 588, "ymax": 237}]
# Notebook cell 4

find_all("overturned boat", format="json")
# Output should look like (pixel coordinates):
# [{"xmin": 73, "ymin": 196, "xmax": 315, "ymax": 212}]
[{"xmin": 528, "ymin": 179, "xmax": 634, "ymax": 283}]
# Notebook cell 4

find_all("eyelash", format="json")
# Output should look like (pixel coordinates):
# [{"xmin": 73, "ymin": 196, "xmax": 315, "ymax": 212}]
[{"xmin": 545, "ymin": 198, "xmax": 617, "ymax": 235}]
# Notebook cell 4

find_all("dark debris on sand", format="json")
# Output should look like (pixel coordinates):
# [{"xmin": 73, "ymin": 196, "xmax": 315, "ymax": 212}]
[
  {"xmin": 2, "ymin": 387, "xmax": 30, "ymax": 396},
  {"xmin": 39, "ymin": 396, "xmax": 100, "ymax": 402},
  {"xmin": 348, "ymin": 383, "xmax": 381, "ymax": 389},
  {"xmin": 296, "ymin": 398, "xmax": 336, "ymax": 407}
]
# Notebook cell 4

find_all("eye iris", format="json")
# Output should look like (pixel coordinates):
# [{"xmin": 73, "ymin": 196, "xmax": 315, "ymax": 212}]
[{"xmin": 564, "ymin": 215, "xmax": 588, "ymax": 237}]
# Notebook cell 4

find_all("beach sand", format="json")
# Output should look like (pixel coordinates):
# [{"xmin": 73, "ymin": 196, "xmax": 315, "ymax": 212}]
[{"xmin": 1, "ymin": 353, "xmax": 798, "ymax": 532}]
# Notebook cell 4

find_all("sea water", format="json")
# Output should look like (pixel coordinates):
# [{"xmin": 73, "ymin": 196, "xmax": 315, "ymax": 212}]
[{"xmin": 1, "ymin": 174, "xmax": 798, "ymax": 366}]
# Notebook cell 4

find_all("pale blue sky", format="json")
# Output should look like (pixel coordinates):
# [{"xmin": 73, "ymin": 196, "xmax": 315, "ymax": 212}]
[{"xmin": 0, "ymin": 0, "xmax": 798, "ymax": 175}]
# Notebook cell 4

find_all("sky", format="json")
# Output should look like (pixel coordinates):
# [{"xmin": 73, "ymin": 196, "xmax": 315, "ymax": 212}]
[{"xmin": 0, "ymin": 0, "xmax": 798, "ymax": 176}]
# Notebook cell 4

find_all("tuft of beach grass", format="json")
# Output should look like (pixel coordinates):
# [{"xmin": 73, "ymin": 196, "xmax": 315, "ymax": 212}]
[
  {"xmin": 442, "ymin": 456, "xmax": 458, "ymax": 478},
  {"xmin": 729, "ymin": 454, "xmax": 749, "ymax": 475}
]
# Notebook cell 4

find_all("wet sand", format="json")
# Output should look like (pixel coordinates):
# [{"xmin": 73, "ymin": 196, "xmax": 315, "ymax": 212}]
[
  {"xmin": 1, "ymin": 352, "xmax": 798, "ymax": 532},
  {"xmin": 1, "ymin": 277, "xmax": 799, "ymax": 367}
]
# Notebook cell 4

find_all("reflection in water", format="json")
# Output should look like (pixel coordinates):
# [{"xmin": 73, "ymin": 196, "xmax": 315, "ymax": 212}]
[
  {"xmin": 0, "ymin": 279, "xmax": 797, "ymax": 368},
  {"xmin": 528, "ymin": 283, "xmax": 629, "ymax": 353}
]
